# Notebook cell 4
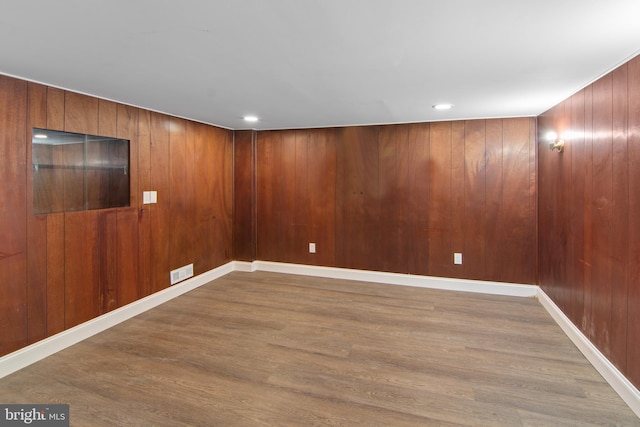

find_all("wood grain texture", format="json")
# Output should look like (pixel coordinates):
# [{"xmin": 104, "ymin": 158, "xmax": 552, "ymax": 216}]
[
  {"xmin": 462, "ymin": 120, "xmax": 487, "ymax": 280},
  {"xmin": 46, "ymin": 213, "xmax": 65, "ymax": 336},
  {"xmin": 0, "ymin": 272, "xmax": 637, "ymax": 426},
  {"xmin": 450, "ymin": 121, "xmax": 466, "ymax": 279},
  {"xmin": 484, "ymin": 119, "xmax": 504, "ymax": 282},
  {"xmin": 497, "ymin": 118, "xmax": 536, "ymax": 283},
  {"xmin": 293, "ymin": 131, "xmax": 310, "ymax": 265},
  {"xmin": 136, "ymin": 109, "xmax": 153, "ymax": 298},
  {"xmin": 149, "ymin": 112, "xmax": 171, "ymax": 293},
  {"xmin": 233, "ymin": 130, "xmax": 256, "ymax": 261},
  {"xmin": 590, "ymin": 73, "xmax": 613, "ymax": 358},
  {"xmin": 169, "ymin": 117, "xmax": 192, "ymax": 270},
  {"xmin": 64, "ymin": 91, "xmax": 98, "ymax": 135},
  {"xmin": 26, "ymin": 82, "xmax": 48, "ymax": 344},
  {"xmin": 195, "ymin": 124, "xmax": 233, "ymax": 271},
  {"xmin": 117, "ymin": 103, "xmax": 139, "ymax": 208},
  {"xmin": 194, "ymin": 122, "xmax": 216, "ymax": 272},
  {"xmin": 627, "ymin": 55, "xmax": 640, "ymax": 389},
  {"xmin": 428, "ymin": 122, "xmax": 454, "ymax": 277},
  {"xmin": 116, "ymin": 207, "xmax": 140, "ymax": 307},
  {"xmin": 64, "ymin": 210, "xmax": 101, "ymax": 328},
  {"xmin": 568, "ymin": 90, "xmax": 586, "ymax": 327},
  {"xmin": 538, "ymin": 56, "xmax": 640, "ymax": 389},
  {"xmin": 0, "ymin": 75, "xmax": 28, "ymax": 355},
  {"xmin": 46, "ymin": 87, "xmax": 65, "ymax": 131},
  {"xmin": 98, "ymin": 209, "xmax": 118, "ymax": 313},
  {"xmin": 256, "ymin": 131, "xmax": 297, "ymax": 262},
  {"xmin": 307, "ymin": 128, "xmax": 336, "ymax": 267},
  {"xmin": 97, "ymin": 99, "xmax": 117, "ymax": 138},
  {"xmin": 610, "ymin": 65, "xmax": 629, "ymax": 371},
  {"xmin": 255, "ymin": 120, "xmax": 535, "ymax": 284},
  {"xmin": 211, "ymin": 126, "xmax": 234, "ymax": 266},
  {"xmin": 1, "ymin": 75, "xmax": 236, "ymax": 359},
  {"xmin": 335, "ymin": 126, "xmax": 381, "ymax": 271}
]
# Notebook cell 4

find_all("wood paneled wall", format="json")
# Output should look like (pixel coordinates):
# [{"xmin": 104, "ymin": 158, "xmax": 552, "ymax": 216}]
[
  {"xmin": 0, "ymin": 74, "xmax": 233, "ymax": 356},
  {"xmin": 248, "ymin": 118, "xmax": 536, "ymax": 284},
  {"xmin": 233, "ymin": 130, "xmax": 257, "ymax": 261},
  {"xmin": 538, "ymin": 55, "xmax": 640, "ymax": 389}
]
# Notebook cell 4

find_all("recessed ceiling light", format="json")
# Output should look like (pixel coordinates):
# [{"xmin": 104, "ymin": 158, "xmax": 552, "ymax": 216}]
[
  {"xmin": 34, "ymin": 133, "xmax": 48, "ymax": 139},
  {"xmin": 243, "ymin": 115, "xmax": 259, "ymax": 122},
  {"xmin": 433, "ymin": 104, "xmax": 453, "ymax": 110}
]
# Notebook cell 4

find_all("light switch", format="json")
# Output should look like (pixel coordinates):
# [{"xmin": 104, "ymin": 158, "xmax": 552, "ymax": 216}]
[
  {"xmin": 454, "ymin": 253, "xmax": 463, "ymax": 265},
  {"xmin": 143, "ymin": 191, "xmax": 151, "ymax": 204},
  {"xmin": 309, "ymin": 243, "xmax": 316, "ymax": 253},
  {"xmin": 150, "ymin": 191, "xmax": 157, "ymax": 204}
]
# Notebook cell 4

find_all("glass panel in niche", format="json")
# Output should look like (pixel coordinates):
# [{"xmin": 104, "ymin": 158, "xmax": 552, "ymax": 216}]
[{"xmin": 32, "ymin": 128, "xmax": 130, "ymax": 214}]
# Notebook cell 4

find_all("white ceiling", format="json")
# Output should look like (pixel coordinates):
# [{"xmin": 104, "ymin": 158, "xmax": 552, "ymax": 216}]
[{"xmin": 2, "ymin": 0, "xmax": 640, "ymax": 130}]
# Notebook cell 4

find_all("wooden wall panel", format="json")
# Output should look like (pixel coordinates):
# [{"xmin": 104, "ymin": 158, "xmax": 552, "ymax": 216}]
[
  {"xmin": 610, "ymin": 66, "xmax": 629, "ymax": 370},
  {"xmin": 46, "ymin": 87, "xmax": 65, "ymax": 131},
  {"xmin": 496, "ymin": 118, "xmax": 536, "ymax": 283},
  {"xmin": 137, "ymin": 109, "xmax": 153, "ymax": 297},
  {"xmin": 254, "ymin": 119, "xmax": 535, "ymax": 284},
  {"xmin": 450, "ymin": 121, "xmax": 466, "ymax": 279},
  {"xmin": 64, "ymin": 92, "xmax": 98, "ymax": 135},
  {"xmin": 46, "ymin": 213, "xmax": 65, "ymax": 336},
  {"xmin": 255, "ymin": 132, "xmax": 275, "ymax": 260},
  {"xmin": 293, "ymin": 131, "xmax": 310, "ymax": 265},
  {"xmin": 404, "ymin": 123, "xmax": 430, "ymax": 275},
  {"xmin": 117, "ymin": 104, "xmax": 139, "ymax": 208},
  {"xmin": 256, "ymin": 131, "xmax": 297, "ymax": 262},
  {"xmin": 98, "ymin": 99, "xmax": 118, "ymax": 138},
  {"xmin": 0, "ymin": 75, "xmax": 28, "ymax": 355},
  {"xmin": 307, "ymin": 129, "xmax": 336, "ymax": 267},
  {"xmin": 428, "ymin": 122, "xmax": 453, "ymax": 277},
  {"xmin": 64, "ymin": 210, "xmax": 101, "ymax": 328},
  {"xmin": 378, "ymin": 125, "xmax": 409, "ymax": 273},
  {"xmin": 538, "ymin": 56, "xmax": 640, "ymax": 389},
  {"xmin": 195, "ymin": 124, "xmax": 233, "ymax": 271},
  {"xmin": 233, "ymin": 130, "xmax": 256, "ymax": 261},
  {"xmin": 149, "ymin": 112, "xmax": 171, "ymax": 293},
  {"xmin": 582, "ymin": 85, "xmax": 595, "ymax": 336},
  {"xmin": 116, "ymin": 207, "xmax": 140, "ymax": 307},
  {"xmin": 169, "ymin": 118, "xmax": 196, "ymax": 270},
  {"xmin": 627, "ymin": 55, "xmax": 640, "ymax": 388},
  {"xmin": 26, "ymin": 82, "xmax": 48, "ymax": 344},
  {"xmin": 99, "ymin": 209, "xmax": 118, "ymax": 313},
  {"xmin": 335, "ymin": 126, "xmax": 380, "ymax": 271},
  {"xmin": 1, "ymin": 74, "xmax": 234, "ymax": 358},
  {"xmin": 194, "ymin": 123, "xmax": 215, "ymax": 272},
  {"xmin": 484, "ymin": 120, "xmax": 504, "ymax": 282},
  {"xmin": 215, "ymin": 127, "xmax": 234, "ymax": 266},
  {"xmin": 280, "ymin": 131, "xmax": 297, "ymax": 262},
  {"xmin": 568, "ymin": 91, "xmax": 586, "ymax": 326},
  {"xmin": 590, "ymin": 74, "xmax": 614, "ymax": 357},
  {"xmin": 462, "ymin": 120, "xmax": 487, "ymax": 280}
]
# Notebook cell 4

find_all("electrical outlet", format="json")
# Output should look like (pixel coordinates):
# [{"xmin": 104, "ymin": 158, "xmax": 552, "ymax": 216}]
[
  {"xmin": 454, "ymin": 253, "xmax": 463, "ymax": 265},
  {"xmin": 309, "ymin": 243, "xmax": 316, "ymax": 253}
]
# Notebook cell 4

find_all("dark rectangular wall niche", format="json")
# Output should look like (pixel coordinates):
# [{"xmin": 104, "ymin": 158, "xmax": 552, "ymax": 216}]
[{"xmin": 32, "ymin": 128, "xmax": 130, "ymax": 214}]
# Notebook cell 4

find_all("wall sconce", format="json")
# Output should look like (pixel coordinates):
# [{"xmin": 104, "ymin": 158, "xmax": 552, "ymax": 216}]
[{"xmin": 549, "ymin": 138, "xmax": 565, "ymax": 153}]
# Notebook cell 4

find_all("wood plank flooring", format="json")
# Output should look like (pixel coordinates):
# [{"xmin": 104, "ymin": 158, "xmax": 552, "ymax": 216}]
[{"xmin": 0, "ymin": 271, "xmax": 638, "ymax": 426}]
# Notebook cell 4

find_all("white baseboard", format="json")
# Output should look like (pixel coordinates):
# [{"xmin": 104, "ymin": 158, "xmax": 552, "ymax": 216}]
[
  {"xmin": 0, "ymin": 261, "xmax": 236, "ymax": 380},
  {"xmin": 537, "ymin": 288, "xmax": 640, "ymax": 418},
  {"xmin": 2, "ymin": 260, "xmax": 638, "ymax": 419},
  {"xmin": 252, "ymin": 260, "xmax": 539, "ymax": 297}
]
